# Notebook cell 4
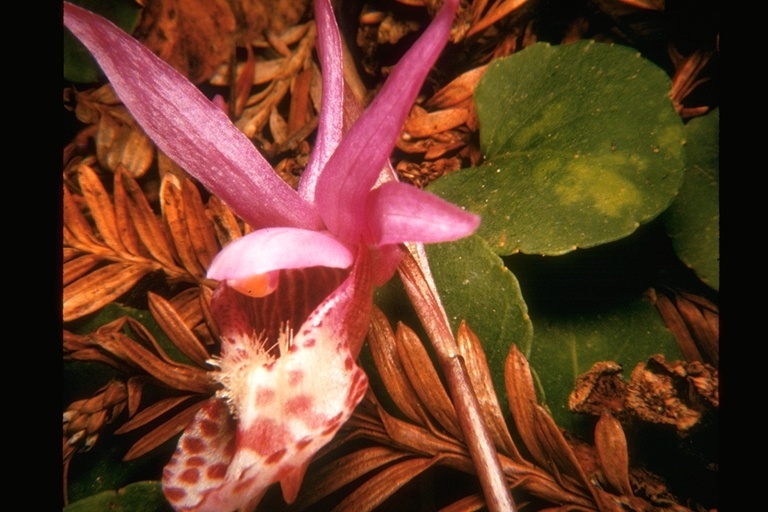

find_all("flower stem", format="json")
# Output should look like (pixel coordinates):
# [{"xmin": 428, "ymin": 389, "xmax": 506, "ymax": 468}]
[{"xmin": 398, "ymin": 245, "xmax": 516, "ymax": 512}]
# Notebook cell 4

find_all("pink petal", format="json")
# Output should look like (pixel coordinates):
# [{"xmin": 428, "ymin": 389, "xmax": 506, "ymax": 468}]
[
  {"xmin": 314, "ymin": 0, "xmax": 459, "ymax": 242},
  {"xmin": 165, "ymin": 250, "xmax": 373, "ymax": 511},
  {"xmin": 162, "ymin": 398, "xmax": 250, "ymax": 512},
  {"xmin": 63, "ymin": 2, "xmax": 320, "ymax": 231},
  {"xmin": 369, "ymin": 243, "xmax": 404, "ymax": 286},
  {"xmin": 298, "ymin": 0, "xmax": 344, "ymax": 203},
  {"xmin": 207, "ymin": 227, "xmax": 355, "ymax": 283},
  {"xmin": 211, "ymin": 267, "xmax": 346, "ymax": 360},
  {"xmin": 365, "ymin": 181, "xmax": 481, "ymax": 245}
]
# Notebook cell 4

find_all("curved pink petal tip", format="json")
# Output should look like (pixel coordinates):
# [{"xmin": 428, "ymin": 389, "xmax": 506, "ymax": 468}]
[{"xmin": 366, "ymin": 182, "xmax": 481, "ymax": 246}]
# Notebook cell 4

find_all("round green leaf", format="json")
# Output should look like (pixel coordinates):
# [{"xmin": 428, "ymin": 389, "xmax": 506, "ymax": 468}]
[
  {"xmin": 429, "ymin": 41, "xmax": 685, "ymax": 256},
  {"xmin": 528, "ymin": 298, "xmax": 681, "ymax": 435},
  {"xmin": 663, "ymin": 109, "xmax": 719, "ymax": 290},
  {"xmin": 426, "ymin": 235, "xmax": 533, "ymax": 413}
]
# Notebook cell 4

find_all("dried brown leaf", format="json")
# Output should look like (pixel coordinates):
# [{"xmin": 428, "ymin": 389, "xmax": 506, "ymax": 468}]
[
  {"xmin": 112, "ymin": 167, "xmax": 146, "ymax": 257},
  {"xmin": 367, "ymin": 307, "xmax": 428, "ymax": 426},
  {"xmin": 505, "ymin": 344, "xmax": 547, "ymax": 464},
  {"xmin": 135, "ymin": 0, "xmax": 240, "ymax": 84},
  {"xmin": 181, "ymin": 177, "xmax": 221, "ymax": 271},
  {"xmin": 168, "ymin": 287, "xmax": 207, "ymax": 327},
  {"xmin": 269, "ymin": 105, "xmax": 290, "ymax": 145},
  {"xmin": 437, "ymin": 493, "xmax": 486, "ymax": 512},
  {"xmin": 624, "ymin": 356, "xmax": 717, "ymax": 432},
  {"xmin": 505, "ymin": 345, "xmax": 594, "ymax": 499},
  {"xmin": 395, "ymin": 322, "xmax": 463, "ymax": 440},
  {"xmin": 63, "ymin": 184, "xmax": 101, "ymax": 250},
  {"xmin": 148, "ymin": 292, "xmax": 212, "ymax": 368},
  {"xmin": 652, "ymin": 291, "xmax": 703, "ymax": 363},
  {"xmin": 288, "ymin": 67, "xmax": 313, "ymax": 134},
  {"xmin": 122, "ymin": 399, "xmax": 206, "ymax": 460},
  {"xmin": 456, "ymin": 321, "xmax": 520, "ymax": 460},
  {"xmin": 568, "ymin": 361, "xmax": 626, "ymax": 416},
  {"xmin": 115, "ymin": 395, "xmax": 198, "ymax": 434},
  {"xmin": 196, "ymin": 286, "xmax": 219, "ymax": 344},
  {"xmin": 427, "ymin": 66, "xmax": 488, "ymax": 109},
  {"xmin": 530, "ymin": 406, "xmax": 595, "ymax": 497},
  {"xmin": 292, "ymin": 446, "xmax": 410, "ymax": 510},
  {"xmin": 376, "ymin": 399, "xmax": 464, "ymax": 457},
  {"xmin": 96, "ymin": 113, "xmax": 154, "ymax": 177},
  {"xmin": 617, "ymin": 0, "xmax": 664, "ymax": 9},
  {"xmin": 403, "ymin": 106, "xmax": 471, "ymax": 138},
  {"xmin": 160, "ymin": 174, "xmax": 207, "ymax": 279},
  {"xmin": 65, "ymin": 346, "xmax": 131, "ymax": 370},
  {"xmin": 63, "ymin": 263, "xmax": 155, "ymax": 322},
  {"xmin": 675, "ymin": 293, "xmax": 719, "ymax": 366},
  {"xmin": 237, "ymin": 80, "xmax": 291, "ymax": 139},
  {"xmin": 98, "ymin": 331, "xmax": 214, "ymax": 394},
  {"xmin": 77, "ymin": 164, "xmax": 127, "ymax": 255},
  {"xmin": 63, "ymin": 254, "xmax": 103, "ymax": 287},
  {"xmin": 466, "ymin": 0, "xmax": 529, "ymax": 38},
  {"xmin": 126, "ymin": 375, "xmax": 149, "ymax": 417},
  {"xmin": 206, "ymin": 194, "xmax": 244, "ymax": 247},
  {"xmin": 120, "ymin": 170, "xmax": 179, "ymax": 269},
  {"xmin": 594, "ymin": 413, "xmax": 633, "ymax": 497},
  {"xmin": 333, "ymin": 456, "xmax": 438, "ymax": 512}
]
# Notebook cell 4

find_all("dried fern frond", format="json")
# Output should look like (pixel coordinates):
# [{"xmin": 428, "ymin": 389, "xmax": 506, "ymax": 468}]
[
  {"xmin": 63, "ymin": 163, "xmax": 239, "ymax": 322},
  {"xmin": 285, "ymin": 309, "xmax": 694, "ymax": 511},
  {"xmin": 63, "ymin": 289, "xmax": 220, "ymax": 466}
]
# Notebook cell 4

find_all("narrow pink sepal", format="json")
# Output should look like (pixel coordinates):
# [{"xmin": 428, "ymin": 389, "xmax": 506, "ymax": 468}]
[
  {"xmin": 63, "ymin": 2, "xmax": 320, "ymax": 231},
  {"xmin": 365, "ymin": 181, "xmax": 481, "ymax": 245},
  {"xmin": 298, "ymin": 0, "xmax": 344, "ymax": 203},
  {"xmin": 207, "ymin": 227, "xmax": 355, "ymax": 282},
  {"xmin": 314, "ymin": 0, "xmax": 459, "ymax": 242}
]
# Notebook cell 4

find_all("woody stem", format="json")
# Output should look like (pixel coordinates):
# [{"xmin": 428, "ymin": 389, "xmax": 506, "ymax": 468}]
[{"xmin": 398, "ymin": 245, "xmax": 516, "ymax": 512}]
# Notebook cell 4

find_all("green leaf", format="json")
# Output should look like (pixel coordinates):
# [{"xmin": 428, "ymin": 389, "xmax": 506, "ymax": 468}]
[
  {"xmin": 65, "ymin": 481, "xmax": 172, "ymax": 512},
  {"xmin": 426, "ymin": 235, "xmax": 533, "ymax": 413},
  {"xmin": 663, "ymin": 108, "xmax": 719, "ymax": 290},
  {"xmin": 429, "ymin": 41, "xmax": 685, "ymax": 256},
  {"xmin": 66, "ymin": 435, "xmax": 176, "ymax": 505},
  {"xmin": 528, "ymin": 297, "xmax": 681, "ymax": 436},
  {"xmin": 64, "ymin": 0, "xmax": 141, "ymax": 83}
]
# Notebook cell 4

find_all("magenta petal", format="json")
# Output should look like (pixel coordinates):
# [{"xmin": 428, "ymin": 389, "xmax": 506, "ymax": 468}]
[
  {"xmin": 365, "ymin": 181, "xmax": 480, "ymax": 245},
  {"xmin": 63, "ymin": 2, "xmax": 320, "ymax": 231},
  {"xmin": 298, "ymin": 0, "xmax": 344, "ymax": 203},
  {"xmin": 207, "ymin": 227, "xmax": 355, "ymax": 282},
  {"xmin": 314, "ymin": 0, "xmax": 459, "ymax": 242}
]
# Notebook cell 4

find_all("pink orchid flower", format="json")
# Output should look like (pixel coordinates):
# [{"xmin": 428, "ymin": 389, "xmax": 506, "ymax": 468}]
[{"xmin": 64, "ymin": 0, "xmax": 478, "ymax": 510}]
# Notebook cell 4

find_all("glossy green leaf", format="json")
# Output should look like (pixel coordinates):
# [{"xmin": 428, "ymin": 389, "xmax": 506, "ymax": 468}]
[
  {"xmin": 429, "ymin": 41, "xmax": 685, "ymax": 256},
  {"xmin": 426, "ymin": 235, "xmax": 533, "ymax": 413},
  {"xmin": 663, "ymin": 108, "xmax": 719, "ymax": 290},
  {"xmin": 66, "ymin": 434, "xmax": 176, "ymax": 505},
  {"xmin": 65, "ymin": 481, "xmax": 172, "ymax": 512},
  {"xmin": 528, "ymin": 297, "xmax": 681, "ymax": 435},
  {"xmin": 64, "ymin": 0, "xmax": 141, "ymax": 83}
]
